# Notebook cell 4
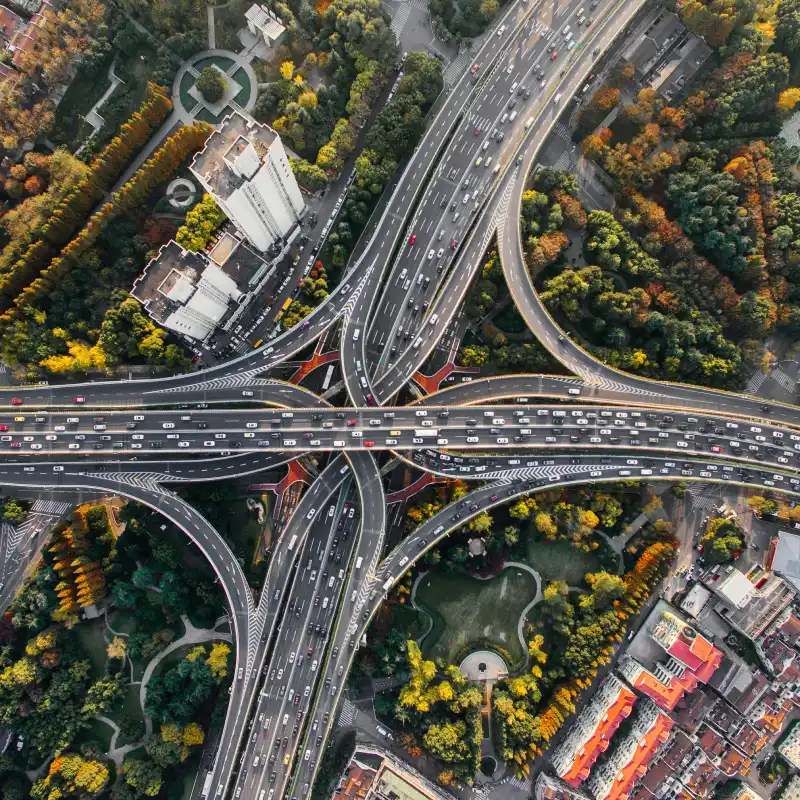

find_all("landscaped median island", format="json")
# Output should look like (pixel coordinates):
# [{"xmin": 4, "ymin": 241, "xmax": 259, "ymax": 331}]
[
  {"xmin": 0, "ymin": 500, "xmax": 232, "ymax": 799},
  {"xmin": 360, "ymin": 481, "xmax": 677, "ymax": 786}
]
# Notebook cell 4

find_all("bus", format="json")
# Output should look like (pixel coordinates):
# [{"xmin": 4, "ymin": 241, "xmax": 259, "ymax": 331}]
[
  {"xmin": 287, "ymin": 534, "xmax": 298, "ymax": 551},
  {"xmin": 274, "ymin": 297, "xmax": 293, "ymax": 322},
  {"xmin": 321, "ymin": 364, "xmax": 335, "ymax": 391},
  {"xmin": 200, "ymin": 772, "xmax": 213, "ymax": 798}
]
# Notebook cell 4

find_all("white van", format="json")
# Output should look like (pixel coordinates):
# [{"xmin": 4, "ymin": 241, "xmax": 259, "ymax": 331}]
[{"xmin": 353, "ymin": 328, "xmax": 360, "ymax": 341}]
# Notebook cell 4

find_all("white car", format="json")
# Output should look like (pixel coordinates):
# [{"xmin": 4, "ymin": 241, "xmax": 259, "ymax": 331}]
[
  {"xmin": 45, "ymin": 435, "xmax": 57, "ymax": 441},
  {"xmin": 162, "ymin": 422, "xmax": 175, "ymax": 429},
  {"xmin": 467, "ymin": 436, "xmax": 479, "ymax": 443},
  {"xmin": 246, "ymin": 422, "xmax": 258, "ymax": 428},
  {"xmin": 385, "ymin": 438, "xmax": 398, "ymax": 445},
  {"xmin": 68, "ymin": 443, "xmax": 80, "ymax": 450},
  {"xmin": 178, "ymin": 441, "xmax": 190, "ymax": 448},
  {"xmin": 30, "ymin": 443, "xmax": 42, "ymax": 450},
  {"xmin": 676, "ymin": 441, "xmax": 688, "ymax": 448}
]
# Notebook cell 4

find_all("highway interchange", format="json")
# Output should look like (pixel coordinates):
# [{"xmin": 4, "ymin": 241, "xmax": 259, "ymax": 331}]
[{"xmin": 1, "ymin": 0, "xmax": 799, "ymax": 798}]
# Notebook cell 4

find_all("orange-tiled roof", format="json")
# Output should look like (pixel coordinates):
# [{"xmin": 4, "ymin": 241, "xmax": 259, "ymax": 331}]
[
  {"xmin": 333, "ymin": 763, "xmax": 376, "ymax": 800},
  {"xmin": 561, "ymin": 686, "xmax": 638, "ymax": 786},
  {"xmin": 629, "ymin": 667, "xmax": 699, "ymax": 712},
  {"xmin": 667, "ymin": 633, "xmax": 722, "ymax": 683},
  {"xmin": 603, "ymin": 712, "xmax": 674, "ymax": 800}
]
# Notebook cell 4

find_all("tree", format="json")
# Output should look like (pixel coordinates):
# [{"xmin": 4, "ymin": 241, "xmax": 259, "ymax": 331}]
[
  {"xmin": 206, "ymin": 642, "xmax": 231, "ymax": 682},
  {"xmin": 121, "ymin": 757, "xmax": 162, "ymax": 797},
  {"xmin": 175, "ymin": 194, "xmax": 226, "ymax": 252},
  {"xmin": 107, "ymin": 637, "xmax": 127, "ymax": 661},
  {"xmin": 195, "ymin": 68, "xmax": 227, "ymax": 103},
  {"xmin": 423, "ymin": 721, "xmax": 471, "ymax": 762},
  {"xmin": 701, "ymin": 517, "xmax": 745, "ymax": 563},
  {"xmin": 31, "ymin": 753, "xmax": 110, "ymax": 799}
]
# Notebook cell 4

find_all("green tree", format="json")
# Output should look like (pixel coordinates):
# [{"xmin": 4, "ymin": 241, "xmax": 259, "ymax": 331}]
[{"xmin": 195, "ymin": 67, "xmax": 227, "ymax": 103}]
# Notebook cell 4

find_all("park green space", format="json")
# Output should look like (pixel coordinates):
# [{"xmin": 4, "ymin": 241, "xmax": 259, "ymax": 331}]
[
  {"xmin": 415, "ymin": 567, "xmax": 538, "ymax": 667},
  {"xmin": 525, "ymin": 536, "xmax": 604, "ymax": 585}
]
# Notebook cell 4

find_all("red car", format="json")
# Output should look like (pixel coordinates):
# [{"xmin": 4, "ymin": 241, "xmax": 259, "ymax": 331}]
[
  {"xmin": 0, "ymin": 425, "xmax": 8, "ymax": 432},
  {"xmin": 10, "ymin": 398, "xmax": 22, "ymax": 406},
  {"xmin": 347, "ymin": 419, "xmax": 357, "ymax": 426},
  {"xmin": 450, "ymin": 239, "xmax": 457, "ymax": 249},
  {"xmin": 471, "ymin": 63, "xmax": 479, "ymax": 74},
  {"xmin": 9, "ymin": 442, "xmax": 20, "ymax": 448},
  {"xmin": 363, "ymin": 441, "xmax": 375, "ymax": 447},
  {"xmin": 550, "ymin": 50, "xmax": 558, "ymax": 60},
  {"xmin": 409, "ymin": 234, "xmax": 417, "ymax": 245},
  {"xmin": 74, "ymin": 396, "xmax": 85, "ymax": 404},
  {"xmin": 473, "ymin": 127, "xmax": 481, "ymax": 135},
  {"xmin": 711, "ymin": 445, "xmax": 723, "ymax": 453}
]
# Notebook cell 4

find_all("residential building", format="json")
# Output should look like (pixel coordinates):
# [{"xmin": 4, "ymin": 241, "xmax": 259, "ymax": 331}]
[
  {"xmin": 710, "ymin": 566, "xmax": 795, "ymax": 639},
  {"xmin": 550, "ymin": 675, "xmax": 638, "ymax": 786},
  {"xmin": 244, "ymin": 3, "xmax": 285, "ymax": 47},
  {"xmin": 783, "ymin": 775, "xmax": 800, "ymax": 800},
  {"xmin": 332, "ymin": 746, "xmax": 453, "ymax": 800},
  {"xmin": 779, "ymin": 723, "xmax": 800, "ymax": 769},
  {"xmin": 730, "ymin": 787, "xmax": 765, "ymax": 800},
  {"xmin": 768, "ymin": 531, "xmax": 800, "ymax": 591},
  {"xmin": 617, "ymin": 609, "xmax": 721, "ymax": 712},
  {"xmin": 0, "ymin": 4, "xmax": 22, "ymax": 46},
  {"xmin": 191, "ymin": 111, "xmax": 305, "ymax": 253},
  {"xmin": 533, "ymin": 773, "xmax": 591, "ymax": 800},
  {"xmin": 705, "ymin": 698, "xmax": 768, "ymax": 758},
  {"xmin": 624, "ymin": 729, "xmax": 694, "ymax": 800},
  {"xmin": 708, "ymin": 653, "xmax": 769, "ymax": 715},
  {"xmin": 678, "ymin": 751, "xmax": 720, "ymax": 798},
  {"xmin": 587, "ymin": 700, "xmax": 673, "ymax": 800},
  {"xmin": 131, "ymin": 236, "xmax": 271, "ymax": 343},
  {"xmin": 695, "ymin": 723, "xmax": 752, "ymax": 777}
]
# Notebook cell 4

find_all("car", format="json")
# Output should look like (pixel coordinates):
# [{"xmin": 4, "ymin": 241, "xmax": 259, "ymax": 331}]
[
  {"xmin": 474, "ymin": 127, "xmax": 481, "ymax": 135},
  {"xmin": 450, "ymin": 239, "xmax": 457, "ymax": 249},
  {"xmin": 74, "ymin": 396, "xmax": 85, "ymax": 404},
  {"xmin": 10, "ymin": 398, "xmax": 22, "ymax": 406},
  {"xmin": 428, "ymin": 249, "xmax": 435, "ymax": 260},
  {"xmin": 409, "ymin": 234, "xmax": 417, "ymax": 244},
  {"xmin": 364, "ymin": 441, "xmax": 375, "ymax": 447},
  {"xmin": 550, "ymin": 50, "xmax": 558, "ymax": 59},
  {"xmin": 471, "ymin": 63, "xmax": 479, "ymax": 74}
]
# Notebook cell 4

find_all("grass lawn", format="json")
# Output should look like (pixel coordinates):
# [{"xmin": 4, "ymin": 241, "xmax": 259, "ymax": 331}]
[
  {"xmin": 415, "ymin": 568, "xmax": 538, "ymax": 667},
  {"xmin": 75, "ymin": 717, "xmax": 114, "ymax": 753},
  {"xmin": 110, "ymin": 683, "xmax": 146, "ymax": 747},
  {"xmin": 74, "ymin": 617, "xmax": 110, "ymax": 679},
  {"xmin": 525, "ymin": 536, "xmax": 602, "ymax": 586}
]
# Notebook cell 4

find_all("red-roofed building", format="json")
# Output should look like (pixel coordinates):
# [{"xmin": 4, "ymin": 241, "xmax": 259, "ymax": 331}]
[
  {"xmin": 618, "ymin": 610, "xmax": 722, "ymax": 713},
  {"xmin": 0, "ymin": 4, "xmax": 22, "ymax": 46},
  {"xmin": 622, "ymin": 730, "xmax": 694, "ymax": 800},
  {"xmin": 332, "ymin": 760, "xmax": 377, "ymax": 800},
  {"xmin": 706, "ymin": 698, "xmax": 768, "ymax": 758},
  {"xmin": 588, "ymin": 701, "xmax": 674, "ymax": 800},
  {"xmin": 749, "ymin": 685, "xmax": 795, "ymax": 737},
  {"xmin": 672, "ymin": 688, "xmax": 715, "ymax": 734},
  {"xmin": 696, "ymin": 724, "xmax": 752, "ymax": 777},
  {"xmin": 551, "ymin": 676, "xmax": 638, "ymax": 786},
  {"xmin": 680, "ymin": 751, "xmax": 722, "ymax": 798}
]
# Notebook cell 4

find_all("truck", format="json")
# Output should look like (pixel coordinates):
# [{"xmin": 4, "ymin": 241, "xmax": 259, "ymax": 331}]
[{"xmin": 200, "ymin": 772, "xmax": 214, "ymax": 798}]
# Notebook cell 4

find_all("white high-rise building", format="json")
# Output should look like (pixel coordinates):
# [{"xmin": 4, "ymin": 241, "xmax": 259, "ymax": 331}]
[{"xmin": 191, "ymin": 111, "xmax": 305, "ymax": 253}]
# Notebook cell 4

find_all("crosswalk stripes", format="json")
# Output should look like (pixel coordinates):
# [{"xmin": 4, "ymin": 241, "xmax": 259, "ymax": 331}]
[
  {"xmin": 444, "ymin": 50, "xmax": 472, "ymax": 86},
  {"xmin": 553, "ymin": 122, "xmax": 571, "ymax": 143},
  {"xmin": 771, "ymin": 366, "xmax": 796, "ymax": 393},
  {"xmin": 390, "ymin": 4, "xmax": 411, "ymax": 35},
  {"xmin": 554, "ymin": 151, "xmax": 572, "ymax": 172},
  {"xmin": 338, "ymin": 699, "xmax": 357, "ymax": 727},
  {"xmin": 30, "ymin": 499, "xmax": 73, "ymax": 516},
  {"xmin": 506, "ymin": 776, "xmax": 532, "ymax": 793},
  {"xmin": 687, "ymin": 483, "xmax": 716, "ymax": 511},
  {"xmin": 746, "ymin": 371, "xmax": 767, "ymax": 394}
]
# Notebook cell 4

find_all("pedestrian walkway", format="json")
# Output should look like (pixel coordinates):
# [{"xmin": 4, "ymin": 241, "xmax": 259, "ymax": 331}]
[
  {"xmin": 391, "ymin": 4, "xmax": 412, "ymax": 35},
  {"xmin": 30, "ymin": 499, "xmax": 73, "ymax": 515},
  {"xmin": 338, "ymin": 698, "xmax": 358, "ymax": 727},
  {"xmin": 688, "ymin": 483, "xmax": 717, "ymax": 512}
]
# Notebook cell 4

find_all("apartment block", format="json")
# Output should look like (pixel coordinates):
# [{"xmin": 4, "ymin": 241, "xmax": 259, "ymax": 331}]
[{"xmin": 191, "ymin": 111, "xmax": 305, "ymax": 253}]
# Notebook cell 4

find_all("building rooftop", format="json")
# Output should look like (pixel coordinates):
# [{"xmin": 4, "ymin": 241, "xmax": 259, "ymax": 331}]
[
  {"xmin": 679, "ymin": 583, "xmax": 712, "ymax": 618},
  {"xmin": 706, "ymin": 698, "xmax": 768, "ymax": 757},
  {"xmin": 672, "ymin": 687, "xmax": 715, "ymax": 734},
  {"xmin": 0, "ymin": 4, "xmax": 22, "ymax": 44},
  {"xmin": 554, "ymin": 677, "xmax": 638, "ymax": 786},
  {"xmin": 191, "ymin": 111, "xmax": 277, "ymax": 201},
  {"xmin": 769, "ymin": 531, "xmax": 800, "ymax": 591},
  {"xmin": 708, "ymin": 653, "xmax": 770, "ymax": 715},
  {"xmin": 631, "ymin": 729, "xmax": 694, "ymax": 799},
  {"xmin": 622, "ymin": 10, "xmax": 685, "ymax": 77},
  {"xmin": 333, "ymin": 761, "xmax": 377, "ymax": 800},
  {"xmin": 712, "ymin": 567, "xmax": 796, "ymax": 639}
]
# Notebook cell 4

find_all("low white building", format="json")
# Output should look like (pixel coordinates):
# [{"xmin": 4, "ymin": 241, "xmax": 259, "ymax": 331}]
[
  {"xmin": 245, "ymin": 3, "xmax": 285, "ymax": 47},
  {"xmin": 191, "ymin": 111, "xmax": 305, "ymax": 253}
]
